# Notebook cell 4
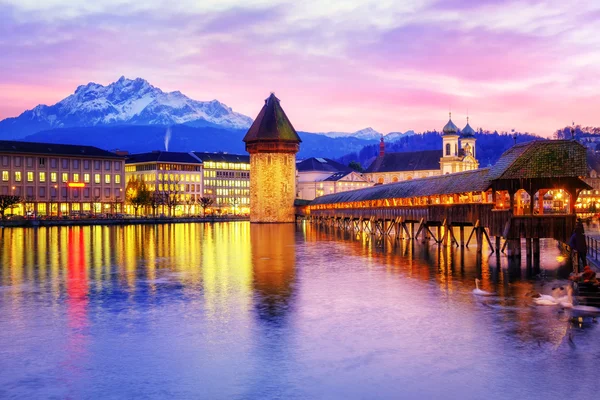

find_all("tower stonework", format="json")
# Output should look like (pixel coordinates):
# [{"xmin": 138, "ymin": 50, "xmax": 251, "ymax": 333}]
[{"xmin": 243, "ymin": 94, "xmax": 301, "ymax": 223}]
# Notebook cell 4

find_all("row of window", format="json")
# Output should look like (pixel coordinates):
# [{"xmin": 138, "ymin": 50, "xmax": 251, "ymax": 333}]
[
  {"xmin": 215, "ymin": 188, "xmax": 250, "ymax": 196},
  {"xmin": 204, "ymin": 179, "xmax": 249, "ymax": 188},
  {"xmin": 216, "ymin": 171, "xmax": 249, "ymax": 178},
  {"xmin": 0, "ymin": 185, "xmax": 121, "ymax": 199},
  {"xmin": 2, "ymin": 171, "xmax": 122, "ymax": 184},
  {"xmin": 141, "ymin": 184, "xmax": 202, "ymax": 193},
  {"xmin": 214, "ymin": 197, "xmax": 250, "ymax": 205},
  {"xmin": 203, "ymin": 162, "xmax": 249, "ymax": 170},
  {"xmin": 133, "ymin": 173, "xmax": 202, "ymax": 183},
  {"xmin": 0, "ymin": 156, "xmax": 121, "ymax": 171}
]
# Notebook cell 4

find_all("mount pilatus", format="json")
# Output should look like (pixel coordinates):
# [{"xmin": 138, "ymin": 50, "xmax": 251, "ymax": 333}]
[{"xmin": 0, "ymin": 76, "xmax": 253, "ymax": 139}]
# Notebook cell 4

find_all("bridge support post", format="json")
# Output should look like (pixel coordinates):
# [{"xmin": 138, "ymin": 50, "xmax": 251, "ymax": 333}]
[
  {"xmin": 460, "ymin": 226, "xmax": 465, "ymax": 247},
  {"xmin": 532, "ymin": 238, "xmax": 540, "ymax": 271},
  {"xmin": 525, "ymin": 237, "xmax": 533, "ymax": 270},
  {"xmin": 475, "ymin": 227, "xmax": 483, "ymax": 253},
  {"xmin": 506, "ymin": 239, "xmax": 521, "ymax": 258},
  {"xmin": 421, "ymin": 222, "xmax": 430, "ymax": 243}
]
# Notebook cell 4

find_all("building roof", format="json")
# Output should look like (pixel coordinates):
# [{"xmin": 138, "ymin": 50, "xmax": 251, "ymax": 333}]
[
  {"xmin": 322, "ymin": 171, "xmax": 368, "ymax": 182},
  {"xmin": 488, "ymin": 140, "xmax": 587, "ymax": 180},
  {"xmin": 296, "ymin": 157, "xmax": 351, "ymax": 173},
  {"xmin": 243, "ymin": 93, "xmax": 302, "ymax": 143},
  {"xmin": 311, "ymin": 168, "xmax": 492, "ymax": 205},
  {"xmin": 126, "ymin": 151, "xmax": 202, "ymax": 164},
  {"xmin": 365, "ymin": 150, "xmax": 442, "ymax": 173},
  {"xmin": 0, "ymin": 140, "xmax": 123, "ymax": 158},
  {"xmin": 193, "ymin": 152, "xmax": 250, "ymax": 163}
]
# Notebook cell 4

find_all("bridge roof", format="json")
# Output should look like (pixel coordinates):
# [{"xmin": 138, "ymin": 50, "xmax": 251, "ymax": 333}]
[
  {"xmin": 311, "ymin": 168, "xmax": 491, "ymax": 205},
  {"xmin": 488, "ymin": 139, "xmax": 587, "ymax": 180}
]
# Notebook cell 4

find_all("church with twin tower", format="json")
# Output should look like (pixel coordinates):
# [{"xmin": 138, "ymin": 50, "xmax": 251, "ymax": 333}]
[{"xmin": 243, "ymin": 93, "xmax": 301, "ymax": 223}]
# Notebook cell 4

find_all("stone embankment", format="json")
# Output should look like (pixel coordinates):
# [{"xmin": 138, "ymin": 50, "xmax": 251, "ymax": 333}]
[{"xmin": 0, "ymin": 216, "xmax": 248, "ymax": 228}]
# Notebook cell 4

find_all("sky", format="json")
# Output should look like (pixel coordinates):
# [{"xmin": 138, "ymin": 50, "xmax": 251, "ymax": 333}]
[{"xmin": 1, "ymin": 0, "xmax": 599, "ymax": 136}]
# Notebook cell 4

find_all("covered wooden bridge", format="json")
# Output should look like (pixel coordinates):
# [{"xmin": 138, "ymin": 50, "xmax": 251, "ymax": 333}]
[{"xmin": 302, "ymin": 140, "xmax": 590, "ymax": 258}]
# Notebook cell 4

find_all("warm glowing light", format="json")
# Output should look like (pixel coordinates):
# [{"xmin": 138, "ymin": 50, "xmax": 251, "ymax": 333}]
[{"xmin": 68, "ymin": 182, "xmax": 86, "ymax": 188}]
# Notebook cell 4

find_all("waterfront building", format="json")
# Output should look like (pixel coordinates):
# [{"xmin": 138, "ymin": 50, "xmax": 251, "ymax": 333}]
[
  {"xmin": 296, "ymin": 157, "xmax": 372, "ymax": 200},
  {"xmin": 124, "ymin": 151, "xmax": 203, "ymax": 216},
  {"xmin": 0, "ymin": 140, "xmax": 125, "ymax": 216},
  {"xmin": 243, "ymin": 93, "xmax": 301, "ymax": 223},
  {"xmin": 364, "ymin": 115, "xmax": 479, "ymax": 184},
  {"xmin": 193, "ymin": 152, "xmax": 250, "ymax": 215}
]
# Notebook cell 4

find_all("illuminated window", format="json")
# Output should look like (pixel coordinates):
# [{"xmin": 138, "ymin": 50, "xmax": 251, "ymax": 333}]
[
  {"xmin": 105, "ymin": 174, "xmax": 111, "ymax": 184},
  {"xmin": 27, "ymin": 171, "xmax": 34, "ymax": 182},
  {"xmin": 39, "ymin": 172, "xmax": 46, "ymax": 182},
  {"xmin": 62, "ymin": 172, "xmax": 68, "ymax": 182},
  {"xmin": 94, "ymin": 174, "xmax": 101, "ymax": 184},
  {"xmin": 1, "ymin": 171, "xmax": 7, "ymax": 181},
  {"xmin": 50, "ymin": 172, "xmax": 57, "ymax": 182},
  {"xmin": 73, "ymin": 173, "xmax": 79, "ymax": 182},
  {"xmin": 115, "ymin": 175, "xmax": 121, "ymax": 184},
  {"xmin": 15, "ymin": 171, "xmax": 21, "ymax": 182},
  {"xmin": 84, "ymin": 173, "xmax": 90, "ymax": 183}
]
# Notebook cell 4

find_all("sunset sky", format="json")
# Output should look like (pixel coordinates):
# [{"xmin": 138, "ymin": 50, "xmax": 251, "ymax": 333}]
[{"xmin": 1, "ymin": 0, "xmax": 599, "ymax": 136}]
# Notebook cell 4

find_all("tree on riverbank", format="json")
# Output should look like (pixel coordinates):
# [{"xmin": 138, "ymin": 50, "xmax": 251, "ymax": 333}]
[
  {"xmin": 0, "ymin": 195, "xmax": 22, "ymax": 219},
  {"xmin": 126, "ymin": 176, "xmax": 151, "ymax": 216},
  {"xmin": 199, "ymin": 197, "xmax": 214, "ymax": 217}
]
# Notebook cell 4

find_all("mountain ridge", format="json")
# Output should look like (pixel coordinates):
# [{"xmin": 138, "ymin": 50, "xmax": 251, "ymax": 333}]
[{"xmin": 0, "ymin": 76, "xmax": 253, "ymax": 139}]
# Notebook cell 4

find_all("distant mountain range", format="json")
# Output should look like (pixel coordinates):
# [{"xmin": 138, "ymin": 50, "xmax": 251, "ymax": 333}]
[
  {"xmin": 0, "ymin": 77, "xmax": 253, "ymax": 140},
  {"xmin": 317, "ymin": 127, "xmax": 415, "ymax": 141}
]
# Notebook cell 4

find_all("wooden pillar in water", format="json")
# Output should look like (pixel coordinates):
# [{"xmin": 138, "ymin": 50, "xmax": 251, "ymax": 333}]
[
  {"xmin": 525, "ymin": 237, "xmax": 533, "ymax": 269},
  {"xmin": 421, "ymin": 222, "xmax": 430, "ymax": 243},
  {"xmin": 460, "ymin": 226, "xmax": 465, "ymax": 247},
  {"xmin": 475, "ymin": 227, "xmax": 483, "ymax": 253},
  {"xmin": 507, "ymin": 239, "xmax": 521, "ymax": 258},
  {"xmin": 443, "ymin": 225, "xmax": 451, "ymax": 247}
]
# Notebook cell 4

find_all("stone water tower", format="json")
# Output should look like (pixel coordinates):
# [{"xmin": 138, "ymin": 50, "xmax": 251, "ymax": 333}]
[{"xmin": 243, "ymin": 93, "xmax": 301, "ymax": 223}]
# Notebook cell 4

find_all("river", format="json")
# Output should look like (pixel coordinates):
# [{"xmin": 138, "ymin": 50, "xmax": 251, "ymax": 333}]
[{"xmin": 0, "ymin": 222, "xmax": 597, "ymax": 399}]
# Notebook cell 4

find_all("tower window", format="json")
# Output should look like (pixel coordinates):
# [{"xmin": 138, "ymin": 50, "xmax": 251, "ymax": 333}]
[{"xmin": 445, "ymin": 143, "xmax": 451, "ymax": 156}]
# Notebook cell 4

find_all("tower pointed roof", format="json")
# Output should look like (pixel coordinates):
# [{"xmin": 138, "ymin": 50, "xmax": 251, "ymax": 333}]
[
  {"xmin": 442, "ymin": 112, "xmax": 459, "ymax": 136},
  {"xmin": 243, "ymin": 93, "xmax": 302, "ymax": 144},
  {"xmin": 461, "ymin": 117, "xmax": 476, "ymax": 138}
]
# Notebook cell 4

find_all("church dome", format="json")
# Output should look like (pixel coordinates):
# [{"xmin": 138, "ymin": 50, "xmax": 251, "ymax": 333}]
[
  {"xmin": 461, "ymin": 119, "xmax": 476, "ymax": 138},
  {"xmin": 442, "ymin": 113, "xmax": 458, "ymax": 135}
]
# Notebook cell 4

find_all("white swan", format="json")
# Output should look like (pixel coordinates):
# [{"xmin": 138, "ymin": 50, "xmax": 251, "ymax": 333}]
[
  {"xmin": 534, "ymin": 286, "xmax": 573, "ymax": 307},
  {"xmin": 473, "ymin": 279, "xmax": 495, "ymax": 296}
]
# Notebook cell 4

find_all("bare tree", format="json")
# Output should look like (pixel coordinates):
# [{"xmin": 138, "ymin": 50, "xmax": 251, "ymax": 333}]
[
  {"xmin": 148, "ymin": 192, "xmax": 165, "ymax": 217},
  {"xmin": 199, "ymin": 196, "xmax": 214, "ymax": 217},
  {"xmin": 157, "ymin": 178, "xmax": 182, "ymax": 217},
  {"xmin": 0, "ymin": 195, "xmax": 22, "ymax": 220},
  {"xmin": 126, "ymin": 176, "xmax": 150, "ymax": 216}
]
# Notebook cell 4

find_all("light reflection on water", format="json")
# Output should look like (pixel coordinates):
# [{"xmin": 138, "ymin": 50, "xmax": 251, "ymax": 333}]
[{"xmin": 0, "ymin": 222, "xmax": 598, "ymax": 400}]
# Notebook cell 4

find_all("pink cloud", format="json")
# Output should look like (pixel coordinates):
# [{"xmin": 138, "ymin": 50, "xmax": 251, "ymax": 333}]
[{"xmin": 1, "ymin": 1, "xmax": 599, "ymax": 137}]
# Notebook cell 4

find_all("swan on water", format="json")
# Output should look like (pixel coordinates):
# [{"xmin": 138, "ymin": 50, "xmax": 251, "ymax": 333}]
[
  {"xmin": 533, "ymin": 286, "xmax": 570, "ymax": 306},
  {"xmin": 473, "ymin": 279, "xmax": 495, "ymax": 296}
]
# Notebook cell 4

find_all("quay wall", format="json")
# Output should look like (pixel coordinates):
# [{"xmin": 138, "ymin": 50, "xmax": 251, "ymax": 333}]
[{"xmin": 0, "ymin": 216, "xmax": 249, "ymax": 228}]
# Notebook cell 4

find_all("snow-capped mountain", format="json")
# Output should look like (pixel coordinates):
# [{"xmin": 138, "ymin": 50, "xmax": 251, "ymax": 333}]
[
  {"xmin": 317, "ymin": 127, "xmax": 414, "ymax": 141},
  {"xmin": 385, "ymin": 130, "xmax": 415, "ymax": 141},
  {"xmin": 318, "ymin": 127, "xmax": 382, "ymax": 140},
  {"xmin": 0, "ymin": 76, "xmax": 253, "ymax": 139}
]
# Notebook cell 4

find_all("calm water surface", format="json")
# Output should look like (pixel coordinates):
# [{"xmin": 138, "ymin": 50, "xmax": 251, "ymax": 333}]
[{"xmin": 0, "ymin": 222, "xmax": 598, "ymax": 400}]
